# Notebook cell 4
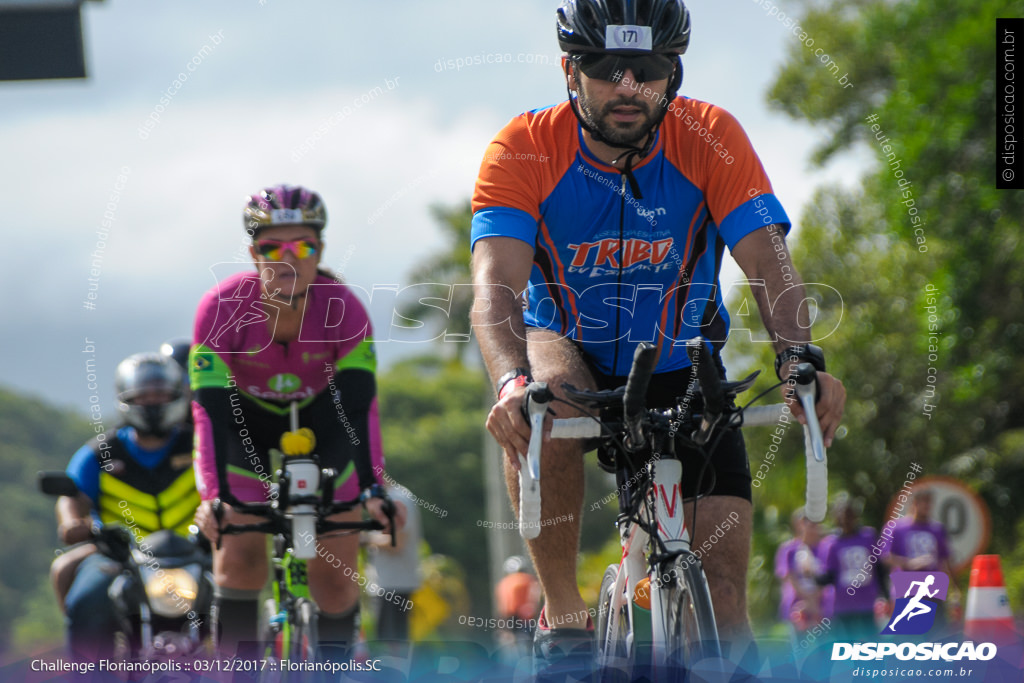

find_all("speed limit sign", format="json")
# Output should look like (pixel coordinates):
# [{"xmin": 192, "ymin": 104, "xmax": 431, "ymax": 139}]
[{"xmin": 885, "ymin": 476, "xmax": 992, "ymax": 573}]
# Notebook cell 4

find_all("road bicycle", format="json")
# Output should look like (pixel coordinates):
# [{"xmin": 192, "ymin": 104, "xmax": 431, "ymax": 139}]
[
  {"xmin": 518, "ymin": 340, "xmax": 827, "ymax": 680},
  {"xmin": 213, "ymin": 402, "xmax": 394, "ymax": 679}
]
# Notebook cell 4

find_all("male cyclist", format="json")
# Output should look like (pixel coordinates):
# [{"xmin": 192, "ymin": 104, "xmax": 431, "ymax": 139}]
[
  {"xmin": 190, "ymin": 185, "xmax": 404, "ymax": 660},
  {"xmin": 52, "ymin": 352, "xmax": 196, "ymax": 660},
  {"xmin": 494, "ymin": 555, "xmax": 542, "ymax": 660},
  {"xmin": 470, "ymin": 0, "xmax": 846, "ymax": 667}
]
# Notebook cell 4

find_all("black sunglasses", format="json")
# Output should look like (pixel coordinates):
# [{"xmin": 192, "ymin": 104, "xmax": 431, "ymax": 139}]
[{"xmin": 574, "ymin": 53, "xmax": 677, "ymax": 83}]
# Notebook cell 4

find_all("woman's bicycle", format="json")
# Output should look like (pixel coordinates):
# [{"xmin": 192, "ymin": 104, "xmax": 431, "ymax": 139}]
[
  {"xmin": 518, "ymin": 340, "xmax": 828, "ymax": 680},
  {"xmin": 213, "ymin": 402, "xmax": 394, "ymax": 678}
]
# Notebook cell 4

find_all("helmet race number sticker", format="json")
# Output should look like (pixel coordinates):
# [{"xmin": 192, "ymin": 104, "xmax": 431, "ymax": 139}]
[
  {"xmin": 606, "ymin": 25, "xmax": 653, "ymax": 51},
  {"xmin": 270, "ymin": 208, "xmax": 303, "ymax": 224},
  {"xmin": 268, "ymin": 373, "xmax": 302, "ymax": 393}
]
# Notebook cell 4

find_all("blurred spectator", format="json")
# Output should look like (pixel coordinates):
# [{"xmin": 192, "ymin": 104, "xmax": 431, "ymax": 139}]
[
  {"xmin": 494, "ymin": 555, "xmax": 541, "ymax": 658},
  {"xmin": 776, "ymin": 508, "xmax": 828, "ymax": 646},
  {"xmin": 816, "ymin": 496, "xmax": 885, "ymax": 641},
  {"xmin": 366, "ymin": 485, "xmax": 422, "ymax": 641},
  {"xmin": 881, "ymin": 487, "xmax": 961, "ymax": 631}
]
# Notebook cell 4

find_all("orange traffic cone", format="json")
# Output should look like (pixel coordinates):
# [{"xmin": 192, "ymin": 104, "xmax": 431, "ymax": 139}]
[{"xmin": 964, "ymin": 554, "xmax": 1016, "ymax": 643}]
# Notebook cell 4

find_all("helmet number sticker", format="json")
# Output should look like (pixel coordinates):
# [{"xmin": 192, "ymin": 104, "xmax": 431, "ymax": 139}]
[
  {"xmin": 268, "ymin": 373, "xmax": 302, "ymax": 393},
  {"xmin": 271, "ymin": 208, "xmax": 303, "ymax": 224},
  {"xmin": 606, "ymin": 25, "xmax": 653, "ymax": 51}
]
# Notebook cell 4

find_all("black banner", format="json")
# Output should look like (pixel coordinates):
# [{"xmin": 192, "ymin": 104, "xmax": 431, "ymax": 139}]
[{"xmin": 997, "ymin": 18, "xmax": 1023, "ymax": 189}]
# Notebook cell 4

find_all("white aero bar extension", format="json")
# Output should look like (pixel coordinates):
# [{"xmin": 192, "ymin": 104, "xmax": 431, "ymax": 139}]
[
  {"xmin": 737, "ymin": 375, "xmax": 828, "ymax": 522},
  {"xmin": 541, "ymin": 371, "xmax": 829, "ymax": 524},
  {"xmin": 517, "ymin": 383, "xmax": 553, "ymax": 540}
]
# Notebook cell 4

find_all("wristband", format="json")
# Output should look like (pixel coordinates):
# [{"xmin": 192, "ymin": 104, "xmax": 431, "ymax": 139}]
[
  {"xmin": 774, "ymin": 343, "xmax": 826, "ymax": 380},
  {"xmin": 360, "ymin": 483, "xmax": 385, "ymax": 503},
  {"xmin": 496, "ymin": 368, "xmax": 532, "ymax": 399}
]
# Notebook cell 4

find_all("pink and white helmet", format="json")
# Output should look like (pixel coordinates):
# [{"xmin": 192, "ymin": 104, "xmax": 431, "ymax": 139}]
[{"xmin": 243, "ymin": 184, "xmax": 327, "ymax": 238}]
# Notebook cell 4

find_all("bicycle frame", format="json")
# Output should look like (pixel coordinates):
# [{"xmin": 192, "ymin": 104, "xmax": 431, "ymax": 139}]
[
  {"xmin": 264, "ymin": 539, "xmax": 314, "ymax": 660},
  {"xmin": 598, "ymin": 433, "xmax": 720, "ymax": 672}
]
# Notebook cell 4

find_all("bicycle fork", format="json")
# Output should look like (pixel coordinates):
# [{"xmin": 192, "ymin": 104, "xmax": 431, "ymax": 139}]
[
  {"xmin": 649, "ymin": 458, "xmax": 689, "ymax": 661},
  {"xmin": 602, "ymin": 458, "xmax": 696, "ymax": 668}
]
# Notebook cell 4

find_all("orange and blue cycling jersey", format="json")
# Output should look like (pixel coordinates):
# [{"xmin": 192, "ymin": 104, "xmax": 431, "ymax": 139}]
[{"xmin": 471, "ymin": 96, "xmax": 790, "ymax": 376}]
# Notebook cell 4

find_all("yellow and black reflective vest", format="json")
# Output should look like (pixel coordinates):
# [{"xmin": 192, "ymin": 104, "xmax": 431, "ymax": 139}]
[{"xmin": 95, "ymin": 429, "xmax": 199, "ymax": 537}]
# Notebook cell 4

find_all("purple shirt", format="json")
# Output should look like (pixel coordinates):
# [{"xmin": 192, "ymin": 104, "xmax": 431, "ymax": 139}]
[
  {"xmin": 776, "ymin": 538, "xmax": 831, "ymax": 622},
  {"xmin": 775, "ymin": 538, "xmax": 801, "ymax": 621},
  {"xmin": 881, "ymin": 518, "xmax": 950, "ymax": 573},
  {"xmin": 822, "ymin": 528, "xmax": 882, "ymax": 614}
]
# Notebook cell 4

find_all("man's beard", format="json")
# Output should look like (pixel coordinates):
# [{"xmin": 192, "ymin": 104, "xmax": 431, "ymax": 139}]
[{"xmin": 578, "ymin": 92, "xmax": 666, "ymax": 148}]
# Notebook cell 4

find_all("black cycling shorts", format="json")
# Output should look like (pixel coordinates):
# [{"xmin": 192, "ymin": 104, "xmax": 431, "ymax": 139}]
[{"xmin": 582, "ymin": 354, "xmax": 752, "ymax": 503}]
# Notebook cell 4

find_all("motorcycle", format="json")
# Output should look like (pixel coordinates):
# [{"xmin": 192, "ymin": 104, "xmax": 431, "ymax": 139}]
[{"xmin": 39, "ymin": 471, "xmax": 214, "ymax": 661}]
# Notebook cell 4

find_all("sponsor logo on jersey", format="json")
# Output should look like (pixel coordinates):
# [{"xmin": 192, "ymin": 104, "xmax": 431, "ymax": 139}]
[{"xmin": 567, "ymin": 238, "xmax": 674, "ymax": 269}]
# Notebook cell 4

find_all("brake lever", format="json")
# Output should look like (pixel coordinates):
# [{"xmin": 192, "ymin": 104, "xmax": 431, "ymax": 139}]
[
  {"xmin": 382, "ymin": 497, "xmax": 397, "ymax": 547},
  {"xmin": 693, "ymin": 410, "xmax": 724, "ymax": 447},
  {"xmin": 792, "ymin": 362, "xmax": 825, "ymax": 463},
  {"xmin": 212, "ymin": 498, "xmax": 225, "ymax": 550}
]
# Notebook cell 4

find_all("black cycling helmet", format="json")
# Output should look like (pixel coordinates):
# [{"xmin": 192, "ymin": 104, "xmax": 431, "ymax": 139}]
[
  {"xmin": 556, "ymin": 0, "xmax": 691, "ymax": 56},
  {"xmin": 159, "ymin": 338, "xmax": 193, "ymax": 412},
  {"xmin": 159, "ymin": 339, "xmax": 191, "ymax": 373}
]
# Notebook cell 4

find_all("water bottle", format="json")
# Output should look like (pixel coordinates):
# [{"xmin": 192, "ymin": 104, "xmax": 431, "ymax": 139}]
[{"xmin": 286, "ymin": 458, "xmax": 319, "ymax": 559}]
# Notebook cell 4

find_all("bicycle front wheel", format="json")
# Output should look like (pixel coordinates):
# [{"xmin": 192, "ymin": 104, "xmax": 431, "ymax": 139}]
[
  {"xmin": 291, "ymin": 598, "xmax": 319, "ymax": 662},
  {"xmin": 258, "ymin": 599, "xmax": 284, "ymax": 683},
  {"xmin": 596, "ymin": 565, "xmax": 632, "ymax": 680},
  {"xmin": 662, "ymin": 557, "xmax": 721, "ymax": 669}
]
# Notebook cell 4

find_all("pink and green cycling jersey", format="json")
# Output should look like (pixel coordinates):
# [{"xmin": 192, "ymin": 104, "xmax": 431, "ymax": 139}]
[{"xmin": 190, "ymin": 270, "xmax": 383, "ymax": 502}]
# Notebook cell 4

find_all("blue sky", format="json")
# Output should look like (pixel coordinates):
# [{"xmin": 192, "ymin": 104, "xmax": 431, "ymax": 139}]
[{"xmin": 2, "ymin": 0, "xmax": 868, "ymax": 414}]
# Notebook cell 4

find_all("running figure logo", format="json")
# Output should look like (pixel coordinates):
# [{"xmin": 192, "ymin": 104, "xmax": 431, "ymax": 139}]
[{"xmin": 884, "ymin": 572, "xmax": 949, "ymax": 635}]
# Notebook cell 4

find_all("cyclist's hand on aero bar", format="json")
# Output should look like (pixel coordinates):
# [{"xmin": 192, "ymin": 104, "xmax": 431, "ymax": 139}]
[
  {"xmin": 195, "ymin": 499, "xmax": 264, "ymax": 544},
  {"xmin": 366, "ymin": 495, "xmax": 406, "ymax": 535},
  {"xmin": 194, "ymin": 499, "xmax": 223, "ymax": 544},
  {"xmin": 485, "ymin": 385, "xmax": 533, "ymax": 472},
  {"xmin": 783, "ymin": 370, "xmax": 846, "ymax": 448}
]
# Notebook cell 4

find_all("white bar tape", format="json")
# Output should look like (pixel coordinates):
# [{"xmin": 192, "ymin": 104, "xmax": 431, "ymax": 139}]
[{"xmin": 550, "ymin": 418, "xmax": 602, "ymax": 439}]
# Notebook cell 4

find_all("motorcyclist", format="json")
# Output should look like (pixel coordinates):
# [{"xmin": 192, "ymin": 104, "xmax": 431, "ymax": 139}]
[{"xmin": 50, "ymin": 352, "xmax": 197, "ymax": 661}]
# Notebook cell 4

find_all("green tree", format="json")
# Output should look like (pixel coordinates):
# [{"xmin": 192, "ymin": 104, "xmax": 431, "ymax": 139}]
[
  {"xmin": 399, "ymin": 201, "xmax": 475, "ymax": 363},
  {"xmin": 376, "ymin": 356, "xmax": 492, "ymax": 615},
  {"xmin": 731, "ymin": 0, "xmax": 1024, "ymax": 628},
  {"xmin": 0, "ymin": 387, "xmax": 94, "ymax": 658}
]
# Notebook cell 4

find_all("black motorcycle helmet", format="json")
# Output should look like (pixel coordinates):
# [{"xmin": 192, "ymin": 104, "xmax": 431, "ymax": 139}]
[
  {"xmin": 115, "ymin": 353, "xmax": 189, "ymax": 436},
  {"xmin": 556, "ymin": 0, "xmax": 691, "ymax": 158}
]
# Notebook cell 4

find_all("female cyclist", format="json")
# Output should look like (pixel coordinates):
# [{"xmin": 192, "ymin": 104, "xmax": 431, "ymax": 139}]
[{"xmin": 189, "ymin": 184, "xmax": 404, "ymax": 658}]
